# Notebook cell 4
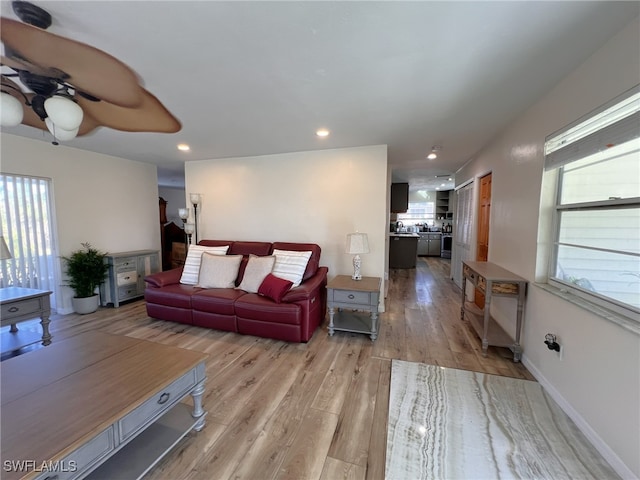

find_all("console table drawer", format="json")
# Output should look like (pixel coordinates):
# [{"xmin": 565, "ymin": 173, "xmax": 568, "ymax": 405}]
[
  {"xmin": 1, "ymin": 298, "xmax": 41, "ymax": 320},
  {"xmin": 34, "ymin": 427, "xmax": 115, "ymax": 480},
  {"xmin": 116, "ymin": 271, "xmax": 137, "ymax": 286},
  {"xmin": 333, "ymin": 290, "xmax": 372, "ymax": 305},
  {"xmin": 118, "ymin": 369, "xmax": 197, "ymax": 441},
  {"xmin": 115, "ymin": 258, "xmax": 137, "ymax": 273},
  {"xmin": 117, "ymin": 285, "xmax": 138, "ymax": 300}
]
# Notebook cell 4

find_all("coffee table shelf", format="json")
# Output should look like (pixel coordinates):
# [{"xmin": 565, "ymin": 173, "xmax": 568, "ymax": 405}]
[{"xmin": 87, "ymin": 404, "xmax": 206, "ymax": 480}]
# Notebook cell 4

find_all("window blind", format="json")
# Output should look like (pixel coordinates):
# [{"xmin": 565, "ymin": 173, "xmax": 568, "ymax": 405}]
[{"xmin": 544, "ymin": 84, "xmax": 639, "ymax": 171}]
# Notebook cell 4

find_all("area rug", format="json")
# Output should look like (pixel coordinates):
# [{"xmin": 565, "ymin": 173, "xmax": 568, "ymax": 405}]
[{"xmin": 386, "ymin": 360, "xmax": 618, "ymax": 479}]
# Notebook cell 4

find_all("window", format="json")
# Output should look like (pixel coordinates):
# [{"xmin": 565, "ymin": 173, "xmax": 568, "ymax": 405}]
[
  {"xmin": 397, "ymin": 201, "xmax": 435, "ymax": 225},
  {"xmin": 544, "ymin": 85, "xmax": 640, "ymax": 319},
  {"xmin": 0, "ymin": 174, "xmax": 59, "ymax": 310}
]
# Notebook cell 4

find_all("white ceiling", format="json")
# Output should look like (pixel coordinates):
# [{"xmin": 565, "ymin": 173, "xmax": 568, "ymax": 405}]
[{"xmin": 1, "ymin": 1, "xmax": 638, "ymax": 191}]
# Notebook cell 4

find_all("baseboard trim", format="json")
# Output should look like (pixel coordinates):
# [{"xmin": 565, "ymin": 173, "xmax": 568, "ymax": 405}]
[{"xmin": 522, "ymin": 355, "xmax": 638, "ymax": 480}]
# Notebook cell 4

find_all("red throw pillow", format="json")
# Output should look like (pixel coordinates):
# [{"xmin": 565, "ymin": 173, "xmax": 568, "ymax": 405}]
[{"xmin": 258, "ymin": 273, "xmax": 293, "ymax": 303}]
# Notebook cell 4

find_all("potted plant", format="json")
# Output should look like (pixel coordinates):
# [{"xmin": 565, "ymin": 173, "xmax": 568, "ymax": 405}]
[{"xmin": 62, "ymin": 242, "xmax": 109, "ymax": 314}]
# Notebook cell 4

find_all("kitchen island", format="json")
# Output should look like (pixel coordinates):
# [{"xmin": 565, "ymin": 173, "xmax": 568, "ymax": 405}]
[{"xmin": 389, "ymin": 233, "xmax": 419, "ymax": 268}]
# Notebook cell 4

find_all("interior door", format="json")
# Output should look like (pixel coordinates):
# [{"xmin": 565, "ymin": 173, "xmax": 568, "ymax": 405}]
[{"xmin": 475, "ymin": 173, "xmax": 492, "ymax": 308}]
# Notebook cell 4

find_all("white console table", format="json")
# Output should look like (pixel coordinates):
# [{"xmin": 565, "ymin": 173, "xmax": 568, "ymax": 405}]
[{"xmin": 460, "ymin": 261, "xmax": 528, "ymax": 362}]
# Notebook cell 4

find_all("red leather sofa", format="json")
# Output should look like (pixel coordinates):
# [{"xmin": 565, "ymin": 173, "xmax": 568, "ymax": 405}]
[{"xmin": 144, "ymin": 240, "xmax": 328, "ymax": 342}]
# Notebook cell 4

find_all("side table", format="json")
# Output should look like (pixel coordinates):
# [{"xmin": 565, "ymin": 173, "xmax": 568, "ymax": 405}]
[
  {"xmin": 327, "ymin": 275, "xmax": 381, "ymax": 341},
  {"xmin": 0, "ymin": 287, "xmax": 53, "ymax": 352}
]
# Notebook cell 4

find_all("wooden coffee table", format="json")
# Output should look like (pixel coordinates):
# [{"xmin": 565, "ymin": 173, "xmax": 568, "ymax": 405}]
[{"xmin": 1, "ymin": 331, "xmax": 207, "ymax": 480}]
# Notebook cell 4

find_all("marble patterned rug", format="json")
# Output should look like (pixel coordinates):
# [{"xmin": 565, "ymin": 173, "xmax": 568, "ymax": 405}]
[{"xmin": 386, "ymin": 360, "xmax": 619, "ymax": 479}]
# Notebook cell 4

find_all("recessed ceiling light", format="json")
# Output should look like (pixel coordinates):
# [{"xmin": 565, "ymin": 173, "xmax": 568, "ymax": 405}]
[
  {"xmin": 427, "ymin": 153, "xmax": 437, "ymax": 160},
  {"xmin": 441, "ymin": 183, "xmax": 445, "ymax": 187},
  {"xmin": 316, "ymin": 128, "xmax": 330, "ymax": 137},
  {"xmin": 436, "ymin": 187, "xmax": 440, "ymax": 190},
  {"xmin": 448, "ymin": 177, "xmax": 452, "ymax": 181},
  {"xmin": 177, "ymin": 143, "xmax": 190, "ymax": 151}
]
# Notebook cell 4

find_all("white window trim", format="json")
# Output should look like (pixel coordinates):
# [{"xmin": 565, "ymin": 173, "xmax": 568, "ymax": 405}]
[{"xmin": 537, "ymin": 85, "xmax": 640, "ymax": 329}]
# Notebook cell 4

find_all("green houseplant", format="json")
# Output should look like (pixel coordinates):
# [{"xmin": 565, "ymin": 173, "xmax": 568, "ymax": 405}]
[{"xmin": 62, "ymin": 242, "xmax": 109, "ymax": 314}]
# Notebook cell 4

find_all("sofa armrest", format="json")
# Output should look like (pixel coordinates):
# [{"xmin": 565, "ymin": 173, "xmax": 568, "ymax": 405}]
[
  {"xmin": 144, "ymin": 267, "xmax": 183, "ymax": 288},
  {"xmin": 282, "ymin": 266, "xmax": 328, "ymax": 303}
]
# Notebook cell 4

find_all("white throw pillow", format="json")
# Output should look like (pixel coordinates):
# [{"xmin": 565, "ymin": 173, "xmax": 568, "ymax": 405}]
[
  {"xmin": 271, "ymin": 249, "xmax": 312, "ymax": 287},
  {"xmin": 197, "ymin": 254, "xmax": 242, "ymax": 289},
  {"xmin": 179, "ymin": 245, "xmax": 229, "ymax": 285},
  {"xmin": 237, "ymin": 255, "xmax": 276, "ymax": 293}
]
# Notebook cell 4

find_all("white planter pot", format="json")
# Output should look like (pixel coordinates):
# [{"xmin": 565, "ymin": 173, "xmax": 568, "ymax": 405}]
[{"xmin": 72, "ymin": 295, "xmax": 99, "ymax": 314}]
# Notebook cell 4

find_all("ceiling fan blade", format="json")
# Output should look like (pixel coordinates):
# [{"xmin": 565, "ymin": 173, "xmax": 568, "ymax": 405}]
[
  {"xmin": 1, "ymin": 18, "xmax": 143, "ymax": 108},
  {"xmin": 77, "ymin": 88, "xmax": 181, "ymax": 134},
  {"xmin": 2, "ymin": 76, "xmax": 98, "ymax": 136},
  {"xmin": 1, "ymin": 54, "xmax": 60, "ymax": 78}
]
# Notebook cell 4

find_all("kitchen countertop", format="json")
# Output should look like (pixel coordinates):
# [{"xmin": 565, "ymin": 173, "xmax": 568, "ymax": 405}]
[{"xmin": 389, "ymin": 233, "xmax": 420, "ymax": 238}]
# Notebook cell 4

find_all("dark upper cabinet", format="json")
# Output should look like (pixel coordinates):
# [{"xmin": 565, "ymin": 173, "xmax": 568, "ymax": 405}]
[{"xmin": 391, "ymin": 183, "xmax": 409, "ymax": 213}]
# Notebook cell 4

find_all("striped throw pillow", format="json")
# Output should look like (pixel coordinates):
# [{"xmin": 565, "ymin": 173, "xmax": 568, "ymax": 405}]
[
  {"xmin": 180, "ymin": 245, "xmax": 229, "ymax": 285},
  {"xmin": 271, "ymin": 249, "xmax": 312, "ymax": 287}
]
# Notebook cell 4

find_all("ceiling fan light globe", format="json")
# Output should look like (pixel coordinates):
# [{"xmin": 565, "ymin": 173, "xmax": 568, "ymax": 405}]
[
  {"xmin": 44, "ymin": 96, "xmax": 83, "ymax": 130},
  {"xmin": 45, "ymin": 117, "xmax": 79, "ymax": 141},
  {"xmin": 1, "ymin": 92, "xmax": 24, "ymax": 127}
]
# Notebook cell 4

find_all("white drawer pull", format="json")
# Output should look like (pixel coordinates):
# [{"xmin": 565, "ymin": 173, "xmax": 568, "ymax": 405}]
[{"xmin": 157, "ymin": 392, "xmax": 170, "ymax": 405}]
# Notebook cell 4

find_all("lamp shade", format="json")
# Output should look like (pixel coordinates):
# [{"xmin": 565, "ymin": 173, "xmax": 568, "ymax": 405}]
[
  {"xmin": 190, "ymin": 193, "xmax": 201, "ymax": 205},
  {"xmin": 0, "ymin": 236, "xmax": 12, "ymax": 260},
  {"xmin": 346, "ymin": 233, "xmax": 369, "ymax": 255},
  {"xmin": 0, "ymin": 91, "xmax": 24, "ymax": 127},
  {"xmin": 184, "ymin": 223, "xmax": 195, "ymax": 234},
  {"xmin": 178, "ymin": 208, "xmax": 189, "ymax": 220},
  {"xmin": 44, "ymin": 95, "xmax": 83, "ymax": 131},
  {"xmin": 45, "ymin": 117, "xmax": 79, "ymax": 141}
]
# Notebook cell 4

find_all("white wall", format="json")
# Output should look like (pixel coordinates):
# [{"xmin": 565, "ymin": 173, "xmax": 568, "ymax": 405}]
[
  {"xmin": 159, "ymin": 186, "xmax": 187, "ymax": 226},
  {"xmin": 185, "ymin": 145, "xmax": 388, "ymax": 309},
  {"xmin": 456, "ymin": 18, "xmax": 640, "ymax": 478},
  {"xmin": 1, "ymin": 134, "xmax": 161, "ymax": 313}
]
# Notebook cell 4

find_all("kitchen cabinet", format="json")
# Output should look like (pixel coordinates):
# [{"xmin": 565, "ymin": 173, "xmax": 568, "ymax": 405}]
[
  {"xmin": 391, "ymin": 183, "xmax": 409, "ymax": 213},
  {"xmin": 418, "ymin": 232, "xmax": 441, "ymax": 256},
  {"xmin": 389, "ymin": 234, "xmax": 418, "ymax": 268}
]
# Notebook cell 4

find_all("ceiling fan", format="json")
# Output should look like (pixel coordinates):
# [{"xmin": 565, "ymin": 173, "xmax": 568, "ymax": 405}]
[{"xmin": 0, "ymin": 1, "xmax": 181, "ymax": 143}]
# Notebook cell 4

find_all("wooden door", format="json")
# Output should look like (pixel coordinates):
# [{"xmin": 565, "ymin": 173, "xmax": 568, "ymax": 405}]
[{"xmin": 475, "ymin": 173, "xmax": 491, "ymax": 308}]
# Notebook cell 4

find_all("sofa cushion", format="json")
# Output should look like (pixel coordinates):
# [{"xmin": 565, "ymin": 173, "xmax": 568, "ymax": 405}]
[
  {"xmin": 145, "ymin": 283, "xmax": 199, "ymax": 309},
  {"xmin": 237, "ymin": 254, "xmax": 276, "ymax": 293},
  {"xmin": 271, "ymin": 242, "xmax": 321, "ymax": 281},
  {"xmin": 197, "ymin": 253, "xmax": 243, "ymax": 288},
  {"xmin": 271, "ymin": 249, "xmax": 312, "ymax": 287},
  {"xmin": 235, "ymin": 293, "xmax": 301, "ymax": 325},
  {"xmin": 192, "ymin": 288, "xmax": 247, "ymax": 315},
  {"xmin": 180, "ymin": 245, "xmax": 229, "ymax": 285},
  {"xmin": 228, "ymin": 241, "xmax": 272, "ymax": 257},
  {"xmin": 258, "ymin": 273, "xmax": 293, "ymax": 303}
]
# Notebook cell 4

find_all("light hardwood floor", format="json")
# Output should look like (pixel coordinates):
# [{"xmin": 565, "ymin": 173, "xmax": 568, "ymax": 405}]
[{"xmin": 3, "ymin": 257, "xmax": 533, "ymax": 480}]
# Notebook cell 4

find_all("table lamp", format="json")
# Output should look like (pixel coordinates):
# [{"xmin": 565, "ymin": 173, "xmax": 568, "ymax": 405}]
[
  {"xmin": 346, "ymin": 232, "xmax": 369, "ymax": 280},
  {"xmin": 0, "ymin": 236, "xmax": 12, "ymax": 260}
]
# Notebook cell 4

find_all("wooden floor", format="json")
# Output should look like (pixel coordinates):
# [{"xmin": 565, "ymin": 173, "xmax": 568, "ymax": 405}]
[{"xmin": 2, "ymin": 257, "xmax": 533, "ymax": 480}]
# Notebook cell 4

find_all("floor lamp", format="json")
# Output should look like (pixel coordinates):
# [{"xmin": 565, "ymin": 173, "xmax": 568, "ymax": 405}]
[
  {"xmin": 178, "ymin": 208, "xmax": 189, "ymax": 248},
  {"xmin": 190, "ymin": 194, "xmax": 201, "ymax": 244},
  {"xmin": 184, "ymin": 223, "xmax": 195, "ymax": 250}
]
